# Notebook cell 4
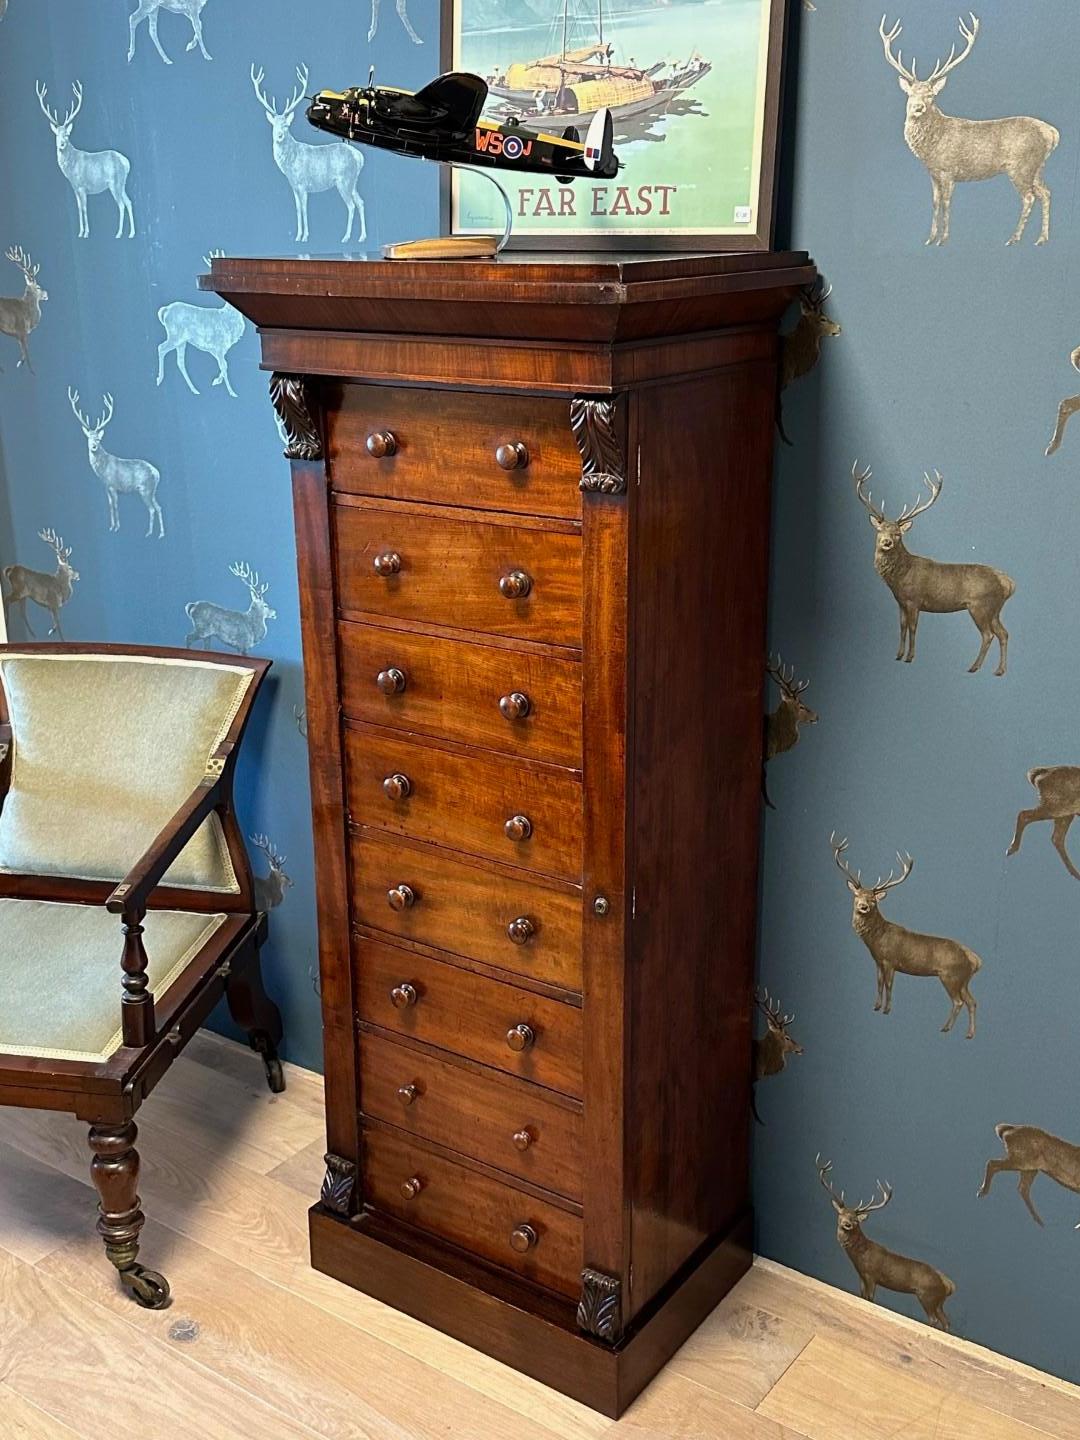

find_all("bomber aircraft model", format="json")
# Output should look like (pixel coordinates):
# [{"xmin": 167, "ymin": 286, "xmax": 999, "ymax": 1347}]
[{"xmin": 307, "ymin": 69, "xmax": 619, "ymax": 183}]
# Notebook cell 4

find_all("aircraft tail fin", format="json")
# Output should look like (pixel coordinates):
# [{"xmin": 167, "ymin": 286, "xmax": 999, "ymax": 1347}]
[{"xmin": 583, "ymin": 107, "xmax": 614, "ymax": 174}]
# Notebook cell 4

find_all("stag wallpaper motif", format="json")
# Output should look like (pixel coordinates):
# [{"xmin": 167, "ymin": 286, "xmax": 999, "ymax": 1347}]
[
  {"xmin": 1, "ymin": 0, "xmax": 1078, "ymax": 1389},
  {"xmin": 761, "ymin": 0, "xmax": 1080, "ymax": 1385}
]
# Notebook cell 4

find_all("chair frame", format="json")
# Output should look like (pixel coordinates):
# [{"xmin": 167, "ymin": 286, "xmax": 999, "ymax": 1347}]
[{"xmin": 0, "ymin": 642, "xmax": 283, "ymax": 1308}]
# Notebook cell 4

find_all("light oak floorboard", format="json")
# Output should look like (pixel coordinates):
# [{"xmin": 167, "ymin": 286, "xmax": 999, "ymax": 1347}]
[
  {"xmin": 0, "ymin": 1384, "xmax": 83, "ymax": 1439},
  {"xmin": 758, "ymin": 1336, "xmax": 1051, "ymax": 1440},
  {"xmin": 2, "ymin": 1034, "xmax": 1080, "ymax": 1440}
]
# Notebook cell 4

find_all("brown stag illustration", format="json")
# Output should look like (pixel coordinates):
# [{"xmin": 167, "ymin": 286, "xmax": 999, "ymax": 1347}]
[
  {"xmin": 853, "ymin": 462, "xmax": 1014, "ymax": 675},
  {"xmin": 831, "ymin": 835, "xmax": 981, "ymax": 1038},
  {"xmin": 1045, "ymin": 345, "xmax": 1080, "ymax": 457},
  {"xmin": 817, "ymin": 1156, "xmax": 955, "ymax": 1330},
  {"xmin": 1007, "ymin": 766, "xmax": 1080, "ymax": 882},
  {"xmin": 979, "ymin": 1124, "xmax": 1080, "ymax": 1227},
  {"xmin": 879, "ymin": 13, "xmax": 1059, "ymax": 246},
  {"xmin": 777, "ymin": 278, "xmax": 840, "ymax": 443},
  {"xmin": 753, "ymin": 989, "xmax": 804, "ymax": 1081},
  {"xmin": 765, "ymin": 655, "xmax": 818, "ymax": 761}
]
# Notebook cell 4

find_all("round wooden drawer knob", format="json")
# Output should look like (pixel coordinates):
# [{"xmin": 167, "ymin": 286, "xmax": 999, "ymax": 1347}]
[
  {"xmin": 506, "ymin": 1023, "xmax": 535, "ymax": 1053},
  {"xmin": 376, "ymin": 667, "xmax": 406, "ymax": 695},
  {"xmin": 499, "ymin": 691, "xmax": 531, "ymax": 721},
  {"xmin": 390, "ymin": 982, "xmax": 417, "ymax": 1009},
  {"xmin": 498, "ymin": 570, "xmax": 532, "ymax": 600},
  {"xmin": 373, "ymin": 551, "xmax": 401, "ymax": 576},
  {"xmin": 506, "ymin": 916, "xmax": 535, "ymax": 945},
  {"xmin": 387, "ymin": 884, "xmax": 416, "ymax": 912},
  {"xmin": 504, "ymin": 814, "xmax": 532, "ymax": 842},
  {"xmin": 495, "ymin": 441, "xmax": 529, "ymax": 471},
  {"xmin": 397, "ymin": 1083, "xmax": 419, "ymax": 1107},
  {"xmin": 400, "ymin": 1176, "xmax": 423, "ymax": 1199},
  {"xmin": 512, "ymin": 1129, "xmax": 534, "ymax": 1151},
  {"xmin": 366, "ymin": 430, "xmax": 397, "ymax": 458},
  {"xmin": 383, "ymin": 772, "xmax": 412, "ymax": 801},
  {"xmin": 509, "ymin": 1223, "xmax": 538, "ymax": 1253}
]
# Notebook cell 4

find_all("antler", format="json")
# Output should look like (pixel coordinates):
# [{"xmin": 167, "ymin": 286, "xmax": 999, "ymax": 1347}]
[
  {"xmin": 250, "ymin": 63, "xmax": 278, "ymax": 115},
  {"xmin": 878, "ymin": 16, "xmax": 917, "ymax": 82},
  {"xmin": 926, "ymin": 13, "xmax": 979, "ymax": 85},
  {"xmin": 851, "ymin": 460, "xmax": 886, "ymax": 523},
  {"xmin": 6, "ymin": 245, "xmax": 39, "ymax": 279},
  {"xmin": 38, "ymin": 527, "xmax": 69, "ymax": 558},
  {"xmin": 230, "ymin": 560, "xmax": 269, "ymax": 597},
  {"xmin": 283, "ymin": 64, "xmax": 309, "ymax": 118},
  {"xmin": 67, "ymin": 386, "xmax": 91, "ymax": 430},
  {"xmin": 830, "ymin": 833, "xmax": 863, "ymax": 889},
  {"xmin": 249, "ymin": 833, "xmax": 287, "ymax": 868},
  {"xmin": 203, "ymin": 248, "xmax": 226, "ymax": 268},
  {"xmin": 855, "ymin": 1179, "xmax": 894, "ymax": 1216},
  {"xmin": 767, "ymin": 653, "xmax": 809, "ymax": 700},
  {"xmin": 98, "ymin": 392, "xmax": 114, "ymax": 430},
  {"xmin": 816, "ymin": 1155, "xmax": 847, "ymax": 1210},
  {"xmin": 755, "ymin": 987, "xmax": 794, "ymax": 1027},
  {"xmin": 38, "ymin": 79, "xmax": 83, "ymax": 127},
  {"xmin": 895, "ymin": 470, "xmax": 943, "ymax": 525},
  {"xmin": 871, "ymin": 851, "xmax": 914, "ymax": 896},
  {"xmin": 804, "ymin": 277, "xmax": 832, "ymax": 310}
]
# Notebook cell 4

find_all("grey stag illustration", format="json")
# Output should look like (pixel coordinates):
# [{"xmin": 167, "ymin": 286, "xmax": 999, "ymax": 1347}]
[
  {"xmin": 831, "ymin": 835, "xmax": 981, "ymax": 1038},
  {"xmin": 879, "ymin": 14, "xmax": 1059, "ymax": 246},
  {"xmin": 251, "ymin": 64, "xmax": 366, "ymax": 244},
  {"xmin": 778, "ymin": 278, "xmax": 840, "ymax": 444},
  {"xmin": 1007, "ymin": 766, "xmax": 1080, "ymax": 882},
  {"xmin": 765, "ymin": 655, "xmax": 818, "ymax": 762},
  {"xmin": 250, "ymin": 834, "xmax": 294, "ymax": 912},
  {"xmin": 853, "ymin": 463, "xmax": 1015, "ymax": 676},
  {"xmin": 753, "ymin": 989, "xmax": 803, "ymax": 1082},
  {"xmin": 817, "ymin": 1157, "xmax": 955, "ymax": 1330},
  {"xmin": 128, "ymin": 0, "xmax": 212, "ymax": 65},
  {"xmin": 0, "ymin": 246, "xmax": 47, "ymax": 374},
  {"xmin": 1045, "ymin": 344, "xmax": 1080, "ymax": 457},
  {"xmin": 369, "ymin": 0, "xmax": 423, "ymax": 45},
  {"xmin": 157, "ymin": 252, "xmax": 245, "ymax": 397},
  {"xmin": 979, "ymin": 1124, "xmax": 1080, "ymax": 1228},
  {"xmin": 185, "ymin": 562, "xmax": 276, "ymax": 654},
  {"xmin": 36, "ymin": 81, "xmax": 135, "ymax": 239},
  {"xmin": 2, "ymin": 529, "xmax": 79, "ymax": 639},
  {"xmin": 68, "ymin": 389, "xmax": 164, "ymax": 538}
]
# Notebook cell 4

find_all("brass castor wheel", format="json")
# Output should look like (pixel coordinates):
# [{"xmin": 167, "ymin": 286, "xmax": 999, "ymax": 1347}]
[
  {"xmin": 120, "ymin": 1264, "xmax": 171, "ymax": 1309},
  {"xmin": 251, "ymin": 1031, "xmax": 286, "ymax": 1094}
]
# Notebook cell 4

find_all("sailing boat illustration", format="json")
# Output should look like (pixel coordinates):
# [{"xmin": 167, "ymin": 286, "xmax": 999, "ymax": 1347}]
[{"xmin": 485, "ymin": 0, "xmax": 711, "ymax": 128}]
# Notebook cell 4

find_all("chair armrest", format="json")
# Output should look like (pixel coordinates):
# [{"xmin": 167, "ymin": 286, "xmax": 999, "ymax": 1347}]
[{"xmin": 106, "ymin": 742, "xmax": 234, "ymax": 916}]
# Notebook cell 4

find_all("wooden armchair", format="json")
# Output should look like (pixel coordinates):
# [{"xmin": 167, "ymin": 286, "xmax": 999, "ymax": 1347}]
[{"xmin": 0, "ymin": 643, "xmax": 283, "ymax": 1308}]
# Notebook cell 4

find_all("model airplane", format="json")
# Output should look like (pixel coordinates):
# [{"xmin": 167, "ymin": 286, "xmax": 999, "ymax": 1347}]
[{"xmin": 307, "ymin": 70, "xmax": 619, "ymax": 183}]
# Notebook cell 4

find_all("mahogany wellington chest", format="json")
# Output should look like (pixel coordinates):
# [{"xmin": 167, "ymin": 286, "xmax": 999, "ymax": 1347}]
[{"xmin": 207, "ymin": 250, "xmax": 815, "ymax": 1417}]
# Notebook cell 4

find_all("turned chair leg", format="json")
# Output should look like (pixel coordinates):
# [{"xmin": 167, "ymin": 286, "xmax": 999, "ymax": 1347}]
[
  {"xmin": 87, "ymin": 1121, "xmax": 170, "ymax": 1309},
  {"xmin": 225, "ymin": 947, "xmax": 286, "ymax": 1094}
]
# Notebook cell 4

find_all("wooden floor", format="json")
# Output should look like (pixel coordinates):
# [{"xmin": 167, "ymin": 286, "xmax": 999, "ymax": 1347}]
[{"xmin": 1, "ymin": 1035, "xmax": 1078, "ymax": 1440}]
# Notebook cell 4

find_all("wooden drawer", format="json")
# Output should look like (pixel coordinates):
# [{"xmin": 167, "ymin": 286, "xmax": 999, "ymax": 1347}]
[
  {"xmin": 327, "ymin": 384, "xmax": 582, "ymax": 520},
  {"xmin": 338, "ymin": 622, "xmax": 582, "ymax": 768},
  {"xmin": 344, "ymin": 724, "xmax": 582, "ymax": 883},
  {"xmin": 351, "ymin": 829, "xmax": 582, "ymax": 991},
  {"xmin": 363, "ymin": 1125, "xmax": 583, "ymax": 1299},
  {"xmin": 334, "ymin": 500, "xmax": 582, "ymax": 650},
  {"xmin": 355, "ymin": 938, "xmax": 583, "ymax": 1096},
  {"xmin": 360, "ymin": 1032, "xmax": 583, "ymax": 1201}
]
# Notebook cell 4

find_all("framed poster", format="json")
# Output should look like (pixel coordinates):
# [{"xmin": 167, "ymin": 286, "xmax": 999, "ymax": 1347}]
[{"xmin": 442, "ymin": 0, "xmax": 789, "ymax": 250}]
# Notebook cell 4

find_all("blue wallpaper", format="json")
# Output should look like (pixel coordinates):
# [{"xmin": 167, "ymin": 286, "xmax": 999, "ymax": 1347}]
[
  {"xmin": 0, "ymin": 0, "xmax": 437, "ymax": 1075},
  {"xmin": 2, "ymin": 0, "xmax": 1078, "ymax": 1389},
  {"xmin": 759, "ymin": 0, "xmax": 1080, "ymax": 1385}
]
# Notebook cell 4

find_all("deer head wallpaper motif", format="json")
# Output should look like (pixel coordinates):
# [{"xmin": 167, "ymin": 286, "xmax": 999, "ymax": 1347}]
[{"xmin": 3, "ymin": 0, "xmax": 1080, "ymax": 1394}]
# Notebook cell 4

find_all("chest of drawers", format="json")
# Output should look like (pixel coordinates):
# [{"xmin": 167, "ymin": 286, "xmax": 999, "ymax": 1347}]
[{"xmin": 209, "ymin": 250, "xmax": 815, "ymax": 1417}]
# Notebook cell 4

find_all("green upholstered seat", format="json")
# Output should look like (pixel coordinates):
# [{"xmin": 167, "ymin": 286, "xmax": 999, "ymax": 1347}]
[
  {"xmin": 0, "ymin": 652, "xmax": 255, "ymax": 892},
  {"xmin": 0, "ymin": 899, "xmax": 227, "ymax": 1062}
]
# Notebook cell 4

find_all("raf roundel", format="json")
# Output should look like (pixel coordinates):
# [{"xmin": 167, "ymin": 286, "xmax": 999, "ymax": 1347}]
[{"xmin": 502, "ymin": 133, "xmax": 525, "ymax": 160}]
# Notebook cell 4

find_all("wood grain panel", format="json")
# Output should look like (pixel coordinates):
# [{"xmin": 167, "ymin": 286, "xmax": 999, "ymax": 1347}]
[
  {"xmin": 338, "ymin": 622, "xmax": 582, "ymax": 767},
  {"xmin": 360, "ymin": 1030, "xmax": 582, "ymax": 1200},
  {"xmin": 328, "ymin": 384, "xmax": 583, "ymax": 518},
  {"xmin": 362, "ymin": 1125, "xmax": 583, "ymax": 1299},
  {"xmin": 333, "ymin": 501, "xmax": 582, "ymax": 648},
  {"xmin": 344, "ymin": 723, "xmax": 582, "ymax": 882},
  {"xmin": 350, "ymin": 829, "xmax": 582, "ymax": 990},
  {"xmin": 355, "ymin": 938, "xmax": 583, "ymax": 1095}
]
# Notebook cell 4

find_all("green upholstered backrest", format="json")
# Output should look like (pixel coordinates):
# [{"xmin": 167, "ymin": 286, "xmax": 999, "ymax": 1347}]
[{"xmin": 0, "ymin": 652, "xmax": 255, "ymax": 891}]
